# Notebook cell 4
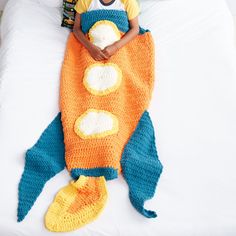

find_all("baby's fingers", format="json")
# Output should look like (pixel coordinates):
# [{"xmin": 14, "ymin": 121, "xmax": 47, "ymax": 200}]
[
  {"xmin": 102, "ymin": 50, "xmax": 110, "ymax": 59},
  {"xmin": 94, "ymin": 54, "xmax": 106, "ymax": 61},
  {"xmin": 93, "ymin": 55, "xmax": 102, "ymax": 61},
  {"xmin": 100, "ymin": 51, "xmax": 109, "ymax": 60}
]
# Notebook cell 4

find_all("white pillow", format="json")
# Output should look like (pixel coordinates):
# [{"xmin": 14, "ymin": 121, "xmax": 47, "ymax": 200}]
[{"xmin": 38, "ymin": 0, "xmax": 62, "ymax": 8}]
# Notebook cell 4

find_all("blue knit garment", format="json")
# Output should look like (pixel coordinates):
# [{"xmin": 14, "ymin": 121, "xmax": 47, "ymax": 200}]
[
  {"xmin": 121, "ymin": 111, "xmax": 163, "ymax": 218},
  {"xmin": 81, "ymin": 9, "xmax": 148, "ymax": 35},
  {"xmin": 71, "ymin": 167, "xmax": 118, "ymax": 181},
  {"xmin": 17, "ymin": 113, "xmax": 65, "ymax": 222}
]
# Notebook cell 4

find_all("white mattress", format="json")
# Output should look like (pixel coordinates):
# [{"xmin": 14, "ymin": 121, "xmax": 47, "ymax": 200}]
[{"xmin": 1, "ymin": 0, "xmax": 236, "ymax": 235}]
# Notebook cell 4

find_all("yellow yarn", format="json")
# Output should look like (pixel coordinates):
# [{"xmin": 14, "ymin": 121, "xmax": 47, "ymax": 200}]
[
  {"xmin": 88, "ymin": 20, "xmax": 121, "ymax": 44},
  {"xmin": 83, "ymin": 63, "xmax": 122, "ymax": 96},
  {"xmin": 74, "ymin": 109, "xmax": 119, "ymax": 139},
  {"xmin": 45, "ymin": 176, "xmax": 108, "ymax": 232}
]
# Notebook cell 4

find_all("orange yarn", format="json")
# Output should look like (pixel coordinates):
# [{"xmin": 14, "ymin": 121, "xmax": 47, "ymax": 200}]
[
  {"xmin": 60, "ymin": 32, "xmax": 155, "ymax": 173},
  {"xmin": 45, "ymin": 176, "xmax": 108, "ymax": 232}
]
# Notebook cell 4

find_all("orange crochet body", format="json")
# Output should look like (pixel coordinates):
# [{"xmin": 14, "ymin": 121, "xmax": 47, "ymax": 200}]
[
  {"xmin": 17, "ymin": 14, "xmax": 162, "ymax": 233},
  {"xmin": 60, "ymin": 32, "xmax": 155, "ymax": 173}
]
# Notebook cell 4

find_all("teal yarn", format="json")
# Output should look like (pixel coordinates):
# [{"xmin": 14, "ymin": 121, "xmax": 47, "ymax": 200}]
[
  {"xmin": 17, "ymin": 111, "xmax": 162, "ymax": 221},
  {"xmin": 17, "ymin": 113, "xmax": 65, "ymax": 222},
  {"xmin": 121, "ymin": 111, "xmax": 163, "ymax": 218},
  {"xmin": 81, "ymin": 10, "xmax": 148, "ymax": 35},
  {"xmin": 71, "ymin": 167, "xmax": 118, "ymax": 181}
]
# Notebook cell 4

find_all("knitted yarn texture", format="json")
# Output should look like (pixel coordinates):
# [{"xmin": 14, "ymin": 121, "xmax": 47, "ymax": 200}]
[{"xmin": 17, "ymin": 10, "xmax": 163, "ymax": 232}]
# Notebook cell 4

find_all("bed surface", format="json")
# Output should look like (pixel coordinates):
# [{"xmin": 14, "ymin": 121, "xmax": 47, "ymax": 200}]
[{"xmin": 1, "ymin": 0, "xmax": 236, "ymax": 235}]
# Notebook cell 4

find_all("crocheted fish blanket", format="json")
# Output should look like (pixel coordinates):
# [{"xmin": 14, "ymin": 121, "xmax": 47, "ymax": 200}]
[{"xmin": 17, "ymin": 10, "xmax": 163, "ymax": 232}]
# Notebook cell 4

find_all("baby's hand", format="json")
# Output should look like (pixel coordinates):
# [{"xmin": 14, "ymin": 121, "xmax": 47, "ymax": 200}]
[
  {"xmin": 88, "ymin": 45, "xmax": 108, "ymax": 61},
  {"xmin": 102, "ymin": 44, "xmax": 118, "ymax": 58}
]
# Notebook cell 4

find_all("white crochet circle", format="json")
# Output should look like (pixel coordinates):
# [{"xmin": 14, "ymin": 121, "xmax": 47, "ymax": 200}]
[
  {"xmin": 89, "ymin": 21, "xmax": 121, "ymax": 50},
  {"xmin": 74, "ymin": 109, "xmax": 119, "ymax": 139},
  {"xmin": 84, "ymin": 63, "xmax": 122, "ymax": 96}
]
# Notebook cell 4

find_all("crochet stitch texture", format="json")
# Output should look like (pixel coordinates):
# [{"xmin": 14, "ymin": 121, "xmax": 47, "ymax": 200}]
[
  {"xmin": 60, "ymin": 12, "xmax": 155, "ymax": 177},
  {"xmin": 17, "ymin": 113, "xmax": 65, "ymax": 222},
  {"xmin": 17, "ymin": 10, "xmax": 163, "ymax": 232}
]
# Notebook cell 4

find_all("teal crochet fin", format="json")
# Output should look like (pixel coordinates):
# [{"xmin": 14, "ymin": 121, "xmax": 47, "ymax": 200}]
[
  {"xmin": 121, "ymin": 111, "xmax": 163, "ymax": 218},
  {"xmin": 17, "ymin": 113, "xmax": 65, "ymax": 222}
]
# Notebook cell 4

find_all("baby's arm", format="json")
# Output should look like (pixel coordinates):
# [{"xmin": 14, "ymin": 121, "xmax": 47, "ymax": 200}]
[
  {"xmin": 73, "ymin": 14, "xmax": 108, "ymax": 61},
  {"xmin": 102, "ymin": 16, "xmax": 139, "ymax": 57}
]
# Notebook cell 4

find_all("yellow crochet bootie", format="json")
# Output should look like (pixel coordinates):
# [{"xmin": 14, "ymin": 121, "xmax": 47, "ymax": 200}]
[{"xmin": 45, "ymin": 176, "xmax": 108, "ymax": 232}]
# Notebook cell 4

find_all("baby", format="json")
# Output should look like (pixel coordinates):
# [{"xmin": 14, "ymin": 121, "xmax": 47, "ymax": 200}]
[{"xmin": 73, "ymin": 0, "xmax": 140, "ymax": 60}]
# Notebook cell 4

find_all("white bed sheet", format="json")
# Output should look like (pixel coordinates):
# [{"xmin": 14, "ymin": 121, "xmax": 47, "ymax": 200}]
[{"xmin": 0, "ymin": 0, "xmax": 236, "ymax": 235}]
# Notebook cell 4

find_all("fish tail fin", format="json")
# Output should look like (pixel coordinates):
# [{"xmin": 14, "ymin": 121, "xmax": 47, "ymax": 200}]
[
  {"xmin": 121, "ymin": 111, "xmax": 163, "ymax": 218},
  {"xmin": 17, "ymin": 113, "xmax": 65, "ymax": 222}
]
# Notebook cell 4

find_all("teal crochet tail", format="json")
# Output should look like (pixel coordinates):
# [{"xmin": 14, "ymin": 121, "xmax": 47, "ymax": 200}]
[
  {"xmin": 121, "ymin": 111, "xmax": 163, "ymax": 218},
  {"xmin": 17, "ymin": 113, "xmax": 65, "ymax": 222}
]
